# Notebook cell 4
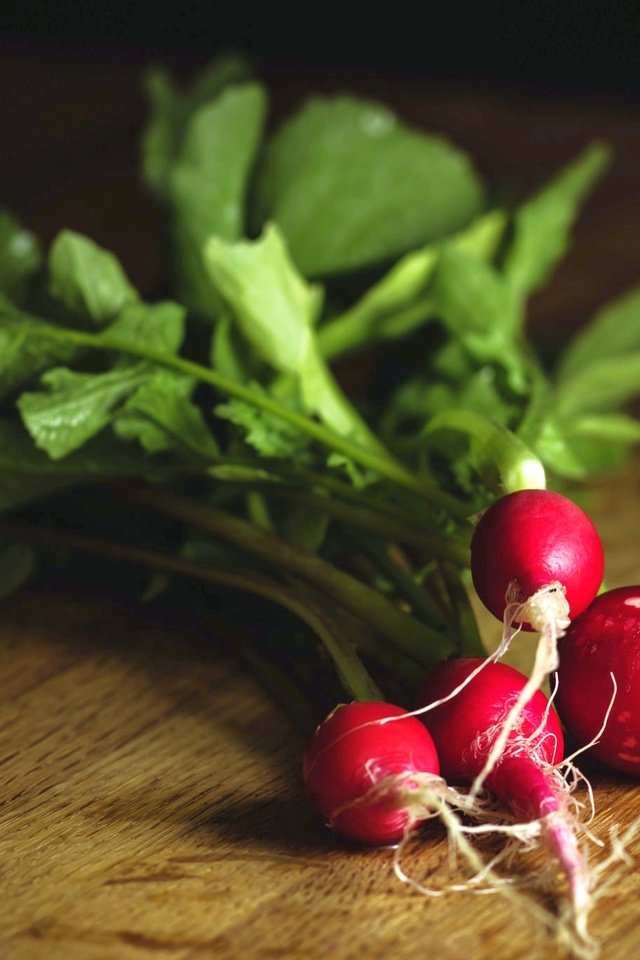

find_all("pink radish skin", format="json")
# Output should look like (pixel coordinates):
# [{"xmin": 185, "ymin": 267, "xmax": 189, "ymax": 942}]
[
  {"xmin": 419, "ymin": 658, "xmax": 563, "ymax": 801},
  {"xmin": 471, "ymin": 489, "xmax": 604, "ymax": 628},
  {"xmin": 556, "ymin": 585, "xmax": 640, "ymax": 776},
  {"xmin": 303, "ymin": 701, "xmax": 440, "ymax": 845},
  {"xmin": 418, "ymin": 659, "xmax": 590, "ymax": 928}
]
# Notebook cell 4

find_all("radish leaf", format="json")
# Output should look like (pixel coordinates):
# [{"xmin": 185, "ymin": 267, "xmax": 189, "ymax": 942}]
[
  {"xmin": 141, "ymin": 55, "xmax": 252, "ymax": 199},
  {"xmin": 318, "ymin": 210, "xmax": 506, "ymax": 361},
  {"xmin": 205, "ymin": 223, "xmax": 322, "ymax": 373},
  {"xmin": 430, "ymin": 246, "xmax": 527, "ymax": 393},
  {"xmin": 0, "ymin": 305, "xmax": 78, "ymax": 399},
  {"xmin": 104, "ymin": 300, "xmax": 185, "ymax": 355},
  {"xmin": 504, "ymin": 142, "xmax": 610, "ymax": 301},
  {"xmin": 18, "ymin": 364, "xmax": 151, "ymax": 459},
  {"xmin": 169, "ymin": 84, "xmax": 267, "ymax": 318},
  {"xmin": 555, "ymin": 353, "xmax": 640, "ymax": 416},
  {"xmin": 0, "ymin": 211, "xmax": 41, "ymax": 304},
  {"xmin": 114, "ymin": 369, "xmax": 219, "ymax": 457},
  {"xmin": 254, "ymin": 96, "xmax": 485, "ymax": 277},
  {"xmin": 558, "ymin": 285, "xmax": 640, "ymax": 379},
  {"xmin": 49, "ymin": 231, "xmax": 139, "ymax": 326}
]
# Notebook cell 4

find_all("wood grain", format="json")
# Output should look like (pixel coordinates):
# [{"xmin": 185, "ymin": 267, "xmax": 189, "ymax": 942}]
[
  {"xmin": 1, "ymin": 462, "xmax": 640, "ymax": 960},
  {"xmin": 2, "ymin": 57, "xmax": 640, "ymax": 960}
]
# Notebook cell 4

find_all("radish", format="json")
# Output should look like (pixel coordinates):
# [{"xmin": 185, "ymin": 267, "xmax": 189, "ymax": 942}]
[
  {"xmin": 418, "ymin": 658, "xmax": 594, "ymax": 947},
  {"xmin": 303, "ymin": 699, "xmax": 540, "ymax": 908},
  {"xmin": 556, "ymin": 585, "xmax": 640, "ymax": 776},
  {"xmin": 466, "ymin": 489, "xmax": 604, "ymax": 795},
  {"xmin": 303, "ymin": 701, "xmax": 441, "ymax": 845},
  {"xmin": 471, "ymin": 489, "xmax": 604, "ymax": 631}
]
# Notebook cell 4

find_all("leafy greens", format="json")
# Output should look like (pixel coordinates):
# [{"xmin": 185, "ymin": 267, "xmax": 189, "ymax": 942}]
[{"xmin": 1, "ymin": 58, "xmax": 639, "ymax": 703}]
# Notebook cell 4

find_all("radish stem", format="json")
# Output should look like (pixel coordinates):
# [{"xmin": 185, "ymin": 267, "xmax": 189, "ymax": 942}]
[
  {"xmin": 0, "ymin": 519, "xmax": 382, "ymax": 702},
  {"xmin": 363, "ymin": 541, "xmax": 449, "ymax": 633},
  {"xmin": 18, "ymin": 318, "xmax": 469, "ymax": 517},
  {"xmin": 251, "ymin": 484, "xmax": 469, "ymax": 564},
  {"xmin": 117, "ymin": 484, "xmax": 456, "ymax": 667},
  {"xmin": 439, "ymin": 561, "xmax": 486, "ymax": 657}
]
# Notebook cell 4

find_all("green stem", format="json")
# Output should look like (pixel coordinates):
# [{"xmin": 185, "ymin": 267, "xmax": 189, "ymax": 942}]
[
  {"xmin": 246, "ymin": 490, "xmax": 273, "ymax": 532},
  {"xmin": 207, "ymin": 456, "xmax": 469, "ymax": 542},
  {"xmin": 364, "ymin": 541, "xmax": 449, "ymax": 632},
  {"xmin": 27, "ymin": 321, "xmax": 468, "ymax": 518},
  {"xmin": 231, "ymin": 640, "xmax": 318, "ymax": 735},
  {"xmin": 416, "ymin": 560, "xmax": 455, "ymax": 621},
  {"xmin": 420, "ymin": 409, "xmax": 547, "ymax": 494},
  {"xmin": 0, "ymin": 520, "xmax": 382, "ymax": 703},
  {"xmin": 318, "ymin": 296, "xmax": 434, "ymax": 361},
  {"xmin": 252, "ymin": 484, "xmax": 469, "ymax": 565},
  {"xmin": 299, "ymin": 346, "xmax": 388, "ymax": 455},
  {"xmin": 438, "ymin": 562, "xmax": 486, "ymax": 657},
  {"xmin": 119, "ymin": 484, "xmax": 456, "ymax": 668},
  {"xmin": 280, "ymin": 465, "xmax": 472, "ymax": 542},
  {"xmin": 290, "ymin": 587, "xmax": 426, "ymax": 684}
]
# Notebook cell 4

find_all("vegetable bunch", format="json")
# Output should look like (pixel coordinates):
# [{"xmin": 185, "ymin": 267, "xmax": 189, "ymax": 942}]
[{"xmin": 2, "ymin": 56, "xmax": 640, "ymax": 956}]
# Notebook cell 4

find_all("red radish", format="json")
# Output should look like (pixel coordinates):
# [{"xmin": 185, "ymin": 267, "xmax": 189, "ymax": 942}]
[
  {"xmin": 419, "ymin": 658, "xmax": 564, "ymax": 780},
  {"xmin": 466, "ymin": 490, "xmax": 604, "ymax": 797},
  {"xmin": 471, "ymin": 489, "xmax": 604, "ymax": 630},
  {"xmin": 556, "ymin": 585, "xmax": 640, "ymax": 776},
  {"xmin": 303, "ymin": 701, "xmax": 440, "ymax": 845},
  {"xmin": 419, "ymin": 658, "xmax": 592, "ymax": 944}
]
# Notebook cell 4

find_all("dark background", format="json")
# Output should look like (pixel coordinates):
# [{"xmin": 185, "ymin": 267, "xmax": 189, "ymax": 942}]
[
  {"xmin": 1, "ymin": 2, "xmax": 640, "ymax": 345},
  {"xmin": 1, "ymin": 1, "xmax": 639, "ymax": 97}
]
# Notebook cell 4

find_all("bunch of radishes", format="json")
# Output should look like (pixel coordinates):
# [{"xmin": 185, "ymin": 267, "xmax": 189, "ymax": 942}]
[{"xmin": 304, "ymin": 488, "xmax": 640, "ymax": 955}]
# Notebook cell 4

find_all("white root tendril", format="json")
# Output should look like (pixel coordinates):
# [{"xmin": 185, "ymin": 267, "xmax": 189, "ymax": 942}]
[
  {"xmin": 468, "ymin": 580, "xmax": 570, "ymax": 801},
  {"xmin": 561, "ymin": 673, "xmax": 617, "ymax": 768},
  {"xmin": 372, "ymin": 582, "xmax": 569, "ymax": 739},
  {"xmin": 325, "ymin": 605, "xmax": 626, "ymax": 956},
  {"xmin": 330, "ymin": 746, "xmax": 639, "ymax": 960},
  {"xmin": 334, "ymin": 771, "xmax": 561, "ymax": 930}
]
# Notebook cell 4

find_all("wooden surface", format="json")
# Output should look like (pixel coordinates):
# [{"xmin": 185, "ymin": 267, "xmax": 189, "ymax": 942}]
[
  {"xmin": 2, "ymin": 54, "xmax": 640, "ymax": 960},
  {"xmin": 1, "ymin": 468, "xmax": 640, "ymax": 960}
]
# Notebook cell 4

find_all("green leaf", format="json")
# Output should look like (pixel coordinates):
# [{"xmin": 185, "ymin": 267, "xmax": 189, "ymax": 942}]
[
  {"xmin": 141, "ymin": 68, "xmax": 184, "ymax": 199},
  {"xmin": 326, "ymin": 452, "xmax": 378, "ymax": 489},
  {"xmin": 114, "ymin": 369, "xmax": 219, "ymax": 458},
  {"xmin": 504, "ymin": 143, "xmax": 610, "ymax": 300},
  {"xmin": 0, "ymin": 299, "xmax": 183, "ymax": 405},
  {"xmin": 18, "ymin": 364, "xmax": 150, "ymax": 459},
  {"xmin": 206, "ymin": 223, "xmax": 322, "ymax": 372},
  {"xmin": 0, "ymin": 303, "xmax": 77, "ymax": 399},
  {"xmin": 318, "ymin": 210, "xmax": 506, "ymax": 361},
  {"xmin": 141, "ymin": 56, "xmax": 252, "ymax": 198},
  {"xmin": 254, "ymin": 95, "xmax": 485, "ymax": 277},
  {"xmin": 206, "ymin": 225, "xmax": 380, "ymax": 450},
  {"xmin": 570, "ymin": 412, "xmax": 640, "ymax": 443},
  {"xmin": 215, "ymin": 391, "xmax": 312, "ymax": 460},
  {"xmin": 0, "ymin": 211, "xmax": 41, "ymax": 304},
  {"xmin": 555, "ymin": 353, "xmax": 640, "ymax": 416},
  {"xmin": 210, "ymin": 312, "xmax": 259, "ymax": 382},
  {"xmin": 169, "ymin": 84, "xmax": 268, "ymax": 317},
  {"xmin": 559, "ymin": 285, "xmax": 640, "ymax": 380},
  {"xmin": 421, "ymin": 409, "xmax": 546, "ymax": 495},
  {"xmin": 49, "ymin": 231, "xmax": 138, "ymax": 326},
  {"xmin": 0, "ymin": 419, "xmax": 152, "ymax": 513},
  {"xmin": 431, "ymin": 246, "xmax": 527, "ymax": 392},
  {"xmin": 103, "ymin": 300, "xmax": 185, "ymax": 355},
  {"xmin": 208, "ymin": 463, "xmax": 279, "ymax": 483},
  {"xmin": 534, "ymin": 416, "xmax": 631, "ymax": 480},
  {"xmin": 281, "ymin": 502, "xmax": 329, "ymax": 552}
]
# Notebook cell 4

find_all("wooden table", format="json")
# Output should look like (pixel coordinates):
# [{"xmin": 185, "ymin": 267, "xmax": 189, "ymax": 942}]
[
  {"xmin": 1, "ymin": 468, "xmax": 640, "ymax": 960},
  {"xmin": 2, "ymin": 55, "xmax": 640, "ymax": 959}
]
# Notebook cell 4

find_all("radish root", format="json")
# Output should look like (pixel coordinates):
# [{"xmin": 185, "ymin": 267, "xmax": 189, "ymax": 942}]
[
  {"xmin": 469, "ymin": 580, "xmax": 570, "ymax": 800},
  {"xmin": 330, "ymin": 762, "xmax": 628, "ymax": 958}
]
